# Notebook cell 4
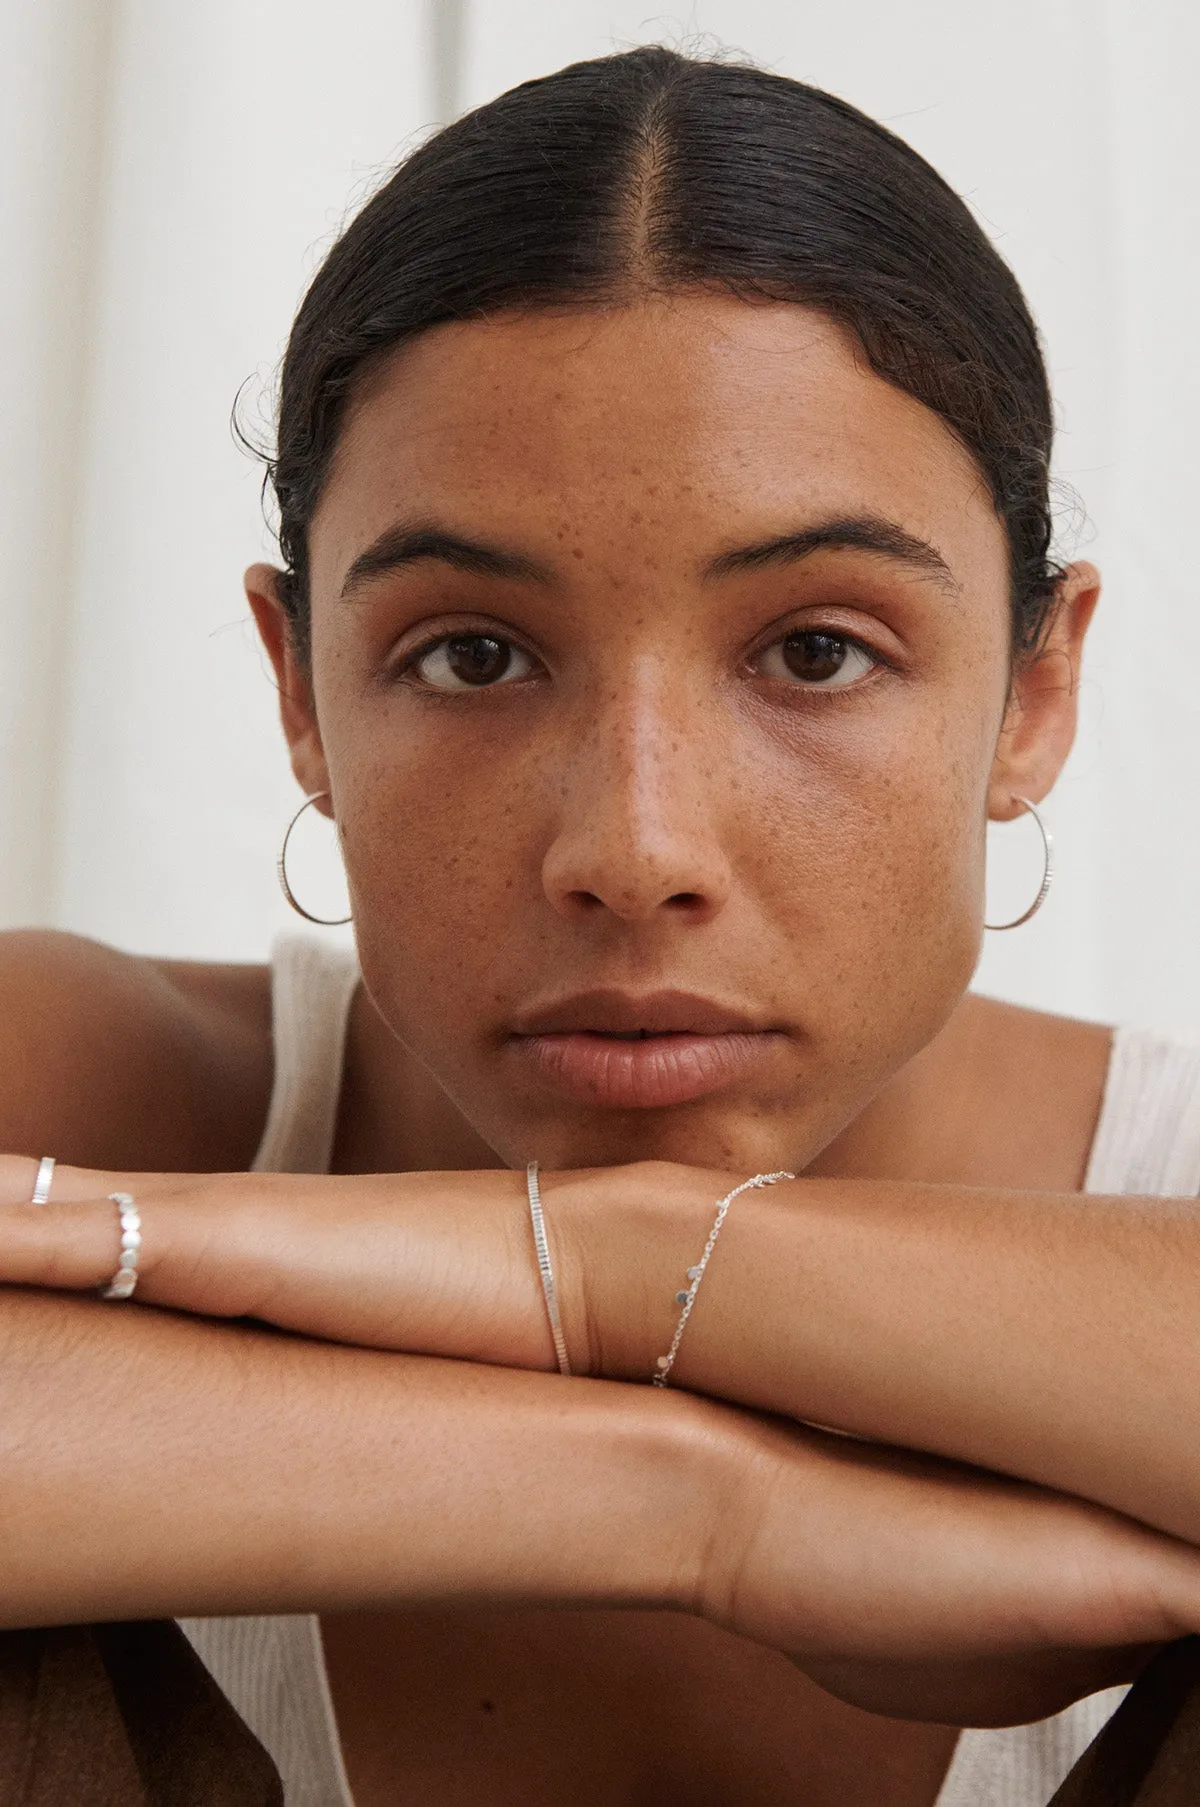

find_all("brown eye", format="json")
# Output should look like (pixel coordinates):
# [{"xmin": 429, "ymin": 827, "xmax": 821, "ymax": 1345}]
[
  {"xmin": 759, "ymin": 630, "xmax": 875, "ymax": 689},
  {"xmin": 410, "ymin": 634, "xmax": 535, "ymax": 691},
  {"xmin": 446, "ymin": 636, "xmax": 509, "ymax": 684}
]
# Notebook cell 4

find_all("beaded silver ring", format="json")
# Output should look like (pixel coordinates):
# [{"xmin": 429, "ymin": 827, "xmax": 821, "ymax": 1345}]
[{"xmin": 98, "ymin": 1192, "xmax": 142, "ymax": 1301}]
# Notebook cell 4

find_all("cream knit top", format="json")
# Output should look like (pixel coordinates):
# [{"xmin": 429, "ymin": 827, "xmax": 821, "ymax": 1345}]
[{"xmin": 182, "ymin": 935, "xmax": 1200, "ymax": 1806}]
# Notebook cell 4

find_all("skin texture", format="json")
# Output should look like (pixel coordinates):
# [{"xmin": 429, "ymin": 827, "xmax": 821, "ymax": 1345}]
[
  {"xmin": 5, "ymin": 1154, "xmax": 1198, "ymax": 1678},
  {"xmin": 0, "ymin": 294, "xmax": 1140, "ymax": 1807},
  {"xmin": 248, "ymin": 296, "xmax": 1097, "ymax": 1177}
]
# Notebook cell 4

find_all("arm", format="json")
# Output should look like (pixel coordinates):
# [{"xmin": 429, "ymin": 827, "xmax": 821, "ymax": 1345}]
[
  {"xmin": 576, "ymin": 1164, "xmax": 1200, "ymax": 1546},
  {"xmin": 11, "ymin": 1156, "xmax": 1200, "ymax": 1541},
  {"xmin": 8, "ymin": 1158, "xmax": 1200, "ymax": 1728},
  {"xmin": 8, "ymin": 936, "xmax": 1193, "ymax": 1542},
  {"xmin": 7, "ymin": 937, "xmax": 1197, "ymax": 1723},
  {"xmin": 19, "ymin": 1156, "xmax": 1196, "ymax": 1542},
  {"xmin": 0, "ymin": 1285, "xmax": 717, "ymax": 1630}
]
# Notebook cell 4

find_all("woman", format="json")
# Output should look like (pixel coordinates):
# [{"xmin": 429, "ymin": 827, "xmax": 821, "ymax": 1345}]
[{"xmin": 3, "ymin": 43, "xmax": 1200, "ymax": 1807}]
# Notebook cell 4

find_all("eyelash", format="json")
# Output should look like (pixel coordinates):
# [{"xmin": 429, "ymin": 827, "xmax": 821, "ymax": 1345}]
[{"xmin": 397, "ymin": 626, "xmax": 885, "ymax": 694}]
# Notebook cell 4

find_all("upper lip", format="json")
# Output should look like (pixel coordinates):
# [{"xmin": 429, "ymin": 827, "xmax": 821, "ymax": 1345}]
[{"xmin": 509, "ymin": 989, "xmax": 772, "ymax": 1037}]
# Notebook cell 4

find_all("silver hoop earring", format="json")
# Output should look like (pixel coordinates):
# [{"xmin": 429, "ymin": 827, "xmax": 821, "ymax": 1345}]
[
  {"xmin": 984, "ymin": 795, "xmax": 1053, "ymax": 931},
  {"xmin": 277, "ymin": 792, "xmax": 352, "ymax": 926}
]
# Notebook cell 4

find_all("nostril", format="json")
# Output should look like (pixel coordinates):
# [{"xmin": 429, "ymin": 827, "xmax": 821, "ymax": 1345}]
[{"xmin": 667, "ymin": 892, "xmax": 706, "ymax": 911}]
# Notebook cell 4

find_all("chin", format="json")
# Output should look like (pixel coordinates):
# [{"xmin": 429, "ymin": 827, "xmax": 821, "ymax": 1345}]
[{"xmin": 479, "ymin": 1090, "xmax": 842, "ymax": 1177}]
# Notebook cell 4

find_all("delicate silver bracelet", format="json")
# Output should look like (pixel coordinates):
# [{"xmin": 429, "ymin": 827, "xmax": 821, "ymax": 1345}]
[
  {"xmin": 652, "ymin": 1170, "xmax": 794, "ymax": 1387},
  {"xmin": 98, "ymin": 1192, "xmax": 142, "ymax": 1301},
  {"xmin": 526, "ymin": 1161, "xmax": 572, "ymax": 1375},
  {"xmin": 30, "ymin": 1156, "xmax": 56, "ymax": 1205}
]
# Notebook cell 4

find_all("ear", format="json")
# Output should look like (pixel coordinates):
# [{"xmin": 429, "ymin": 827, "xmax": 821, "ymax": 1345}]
[
  {"xmin": 245, "ymin": 564, "xmax": 333, "ymax": 813},
  {"xmin": 987, "ymin": 561, "xmax": 1101, "ymax": 821}
]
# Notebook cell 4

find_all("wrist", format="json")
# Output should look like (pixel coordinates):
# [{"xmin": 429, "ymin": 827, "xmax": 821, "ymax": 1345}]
[
  {"xmin": 576, "ymin": 1379, "xmax": 740, "ymax": 1614},
  {"xmin": 550, "ymin": 1161, "xmax": 736, "ymax": 1384}
]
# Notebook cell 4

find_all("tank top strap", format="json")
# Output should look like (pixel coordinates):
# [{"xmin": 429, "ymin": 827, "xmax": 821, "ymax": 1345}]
[
  {"xmin": 1085, "ymin": 1026, "xmax": 1200, "ymax": 1198},
  {"xmin": 252, "ymin": 934, "xmax": 360, "ymax": 1176},
  {"xmin": 182, "ymin": 937, "xmax": 360, "ymax": 1800},
  {"xmin": 179, "ymin": 1614, "xmax": 354, "ymax": 1807}
]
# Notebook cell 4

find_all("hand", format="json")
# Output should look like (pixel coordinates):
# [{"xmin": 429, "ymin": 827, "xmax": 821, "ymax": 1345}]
[
  {"xmin": 703, "ymin": 1408, "xmax": 1200, "ymax": 1723},
  {"xmin": 0, "ymin": 1155, "xmax": 557, "ymax": 1366},
  {"xmin": 0, "ymin": 1156, "xmax": 715, "ymax": 1378}
]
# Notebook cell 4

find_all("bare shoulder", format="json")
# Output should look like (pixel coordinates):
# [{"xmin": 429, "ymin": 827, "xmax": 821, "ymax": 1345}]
[
  {"xmin": 0, "ymin": 930, "xmax": 273, "ymax": 1171},
  {"xmin": 968, "ymin": 992, "xmax": 1113, "ymax": 1065}
]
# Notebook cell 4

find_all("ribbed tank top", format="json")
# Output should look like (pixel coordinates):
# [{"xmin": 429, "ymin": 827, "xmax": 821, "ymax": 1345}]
[{"xmin": 183, "ymin": 935, "xmax": 1200, "ymax": 1806}]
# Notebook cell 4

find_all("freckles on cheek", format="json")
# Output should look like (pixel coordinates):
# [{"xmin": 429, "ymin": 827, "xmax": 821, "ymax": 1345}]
[
  {"xmin": 334, "ymin": 741, "xmax": 539, "ymax": 961},
  {"xmin": 849, "ymin": 779, "xmax": 985, "ymax": 1039},
  {"xmin": 757, "ymin": 739, "xmax": 983, "ymax": 1005},
  {"xmin": 343, "ymin": 810, "xmax": 519, "ymax": 1054}
]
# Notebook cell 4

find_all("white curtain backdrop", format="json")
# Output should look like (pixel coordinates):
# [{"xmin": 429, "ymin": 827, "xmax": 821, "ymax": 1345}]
[{"xmin": 2, "ymin": 0, "xmax": 1196, "ymax": 1030}]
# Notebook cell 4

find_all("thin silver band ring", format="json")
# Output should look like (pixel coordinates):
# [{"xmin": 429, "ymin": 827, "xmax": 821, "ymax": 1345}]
[{"xmin": 30, "ymin": 1156, "xmax": 56, "ymax": 1206}]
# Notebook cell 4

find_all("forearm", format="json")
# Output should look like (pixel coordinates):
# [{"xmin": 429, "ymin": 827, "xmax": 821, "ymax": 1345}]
[
  {"xmin": 13, "ymin": 1157, "xmax": 1200, "ymax": 1550},
  {"xmin": 569, "ymin": 1167, "xmax": 1200, "ymax": 1542},
  {"xmin": 0, "ymin": 1286, "xmax": 717, "ymax": 1630},
  {"xmin": 12, "ymin": 1198, "xmax": 1200, "ymax": 1728}
]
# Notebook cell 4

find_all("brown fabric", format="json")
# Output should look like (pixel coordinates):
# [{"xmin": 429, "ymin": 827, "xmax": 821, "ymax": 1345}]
[
  {"xmin": 1050, "ymin": 1639, "xmax": 1200, "ymax": 1807},
  {"xmin": 2, "ymin": 1620, "xmax": 1199, "ymax": 1807},
  {"xmin": 0, "ymin": 1621, "xmax": 283, "ymax": 1807}
]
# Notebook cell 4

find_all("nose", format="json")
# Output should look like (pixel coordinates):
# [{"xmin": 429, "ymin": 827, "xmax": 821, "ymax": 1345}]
[{"xmin": 540, "ymin": 676, "xmax": 734, "ymax": 925}]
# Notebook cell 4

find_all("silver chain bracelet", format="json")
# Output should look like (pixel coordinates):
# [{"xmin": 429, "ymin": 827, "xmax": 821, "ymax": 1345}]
[{"xmin": 652, "ymin": 1171, "xmax": 794, "ymax": 1386}]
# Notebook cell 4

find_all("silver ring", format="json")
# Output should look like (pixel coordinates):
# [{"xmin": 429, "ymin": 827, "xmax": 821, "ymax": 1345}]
[
  {"xmin": 30, "ymin": 1156, "xmax": 56, "ymax": 1206},
  {"xmin": 98, "ymin": 1193, "xmax": 142, "ymax": 1301}
]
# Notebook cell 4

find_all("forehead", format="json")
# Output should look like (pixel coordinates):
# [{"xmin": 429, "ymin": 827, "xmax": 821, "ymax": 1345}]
[{"xmin": 309, "ymin": 294, "xmax": 1004, "ymax": 594}]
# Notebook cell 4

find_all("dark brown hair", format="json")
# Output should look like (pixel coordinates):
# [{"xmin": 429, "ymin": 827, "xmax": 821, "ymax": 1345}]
[{"xmin": 267, "ymin": 46, "xmax": 1060, "ymax": 658}]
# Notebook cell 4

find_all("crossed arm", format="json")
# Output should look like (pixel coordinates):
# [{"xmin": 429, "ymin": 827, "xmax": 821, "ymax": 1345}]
[{"xmin": 3, "ymin": 1153, "xmax": 1200, "ymax": 1725}]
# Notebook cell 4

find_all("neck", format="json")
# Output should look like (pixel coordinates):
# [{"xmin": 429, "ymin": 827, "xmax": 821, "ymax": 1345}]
[
  {"xmin": 808, "ymin": 993, "xmax": 1111, "ymax": 1192},
  {"xmin": 333, "ymin": 982, "xmax": 500, "ymax": 1175}
]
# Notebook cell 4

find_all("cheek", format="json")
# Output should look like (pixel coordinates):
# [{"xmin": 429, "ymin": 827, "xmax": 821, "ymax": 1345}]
[
  {"xmin": 325, "ymin": 719, "xmax": 543, "ymax": 1028},
  {"xmin": 747, "ymin": 695, "xmax": 993, "ymax": 1064}
]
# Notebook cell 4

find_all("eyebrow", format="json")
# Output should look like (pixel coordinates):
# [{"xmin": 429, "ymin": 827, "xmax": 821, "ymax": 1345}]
[
  {"xmin": 339, "ymin": 523, "xmax": 553, "ymax": 599},
  {"xmin": 704, "ymin": 514, "xmax": 961, "ymax": 593},
  {"xmin": 338, "ymin": 510, "xmax": 961, "ymax": 600}
]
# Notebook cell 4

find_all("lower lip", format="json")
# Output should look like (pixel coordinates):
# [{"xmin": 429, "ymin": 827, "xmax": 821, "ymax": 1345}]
[{"xmin": 511, "ymin": 1031, "xmax": 775, "ymax": 1109}]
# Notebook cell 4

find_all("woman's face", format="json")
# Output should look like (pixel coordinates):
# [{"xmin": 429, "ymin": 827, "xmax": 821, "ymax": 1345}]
[{"xmin": 253, "ymin": 296, "xmax": 1094, "ymax": 1172}]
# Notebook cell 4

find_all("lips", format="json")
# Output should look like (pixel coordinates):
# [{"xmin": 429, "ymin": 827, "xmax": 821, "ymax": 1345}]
[{"xmin": 507, "ymin": 990, "xmax": 781, "ymax": 1109}]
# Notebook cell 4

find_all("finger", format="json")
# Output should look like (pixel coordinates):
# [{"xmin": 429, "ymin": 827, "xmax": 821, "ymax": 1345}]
[
  {"xmin": 0, "ymin": 1155, "xmax": 59, "ymax": 1206},
  {"xmin": 2, "ymin": 1175, "xmax": 358, "ymax": 1323},
  {"xmin": 0, "ymin": 1155, "xmax": 206, "ymax": 1208},
  {"xmin": 0, "ymin": 1197, "xmax": 145, "ymax": 1294}
]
